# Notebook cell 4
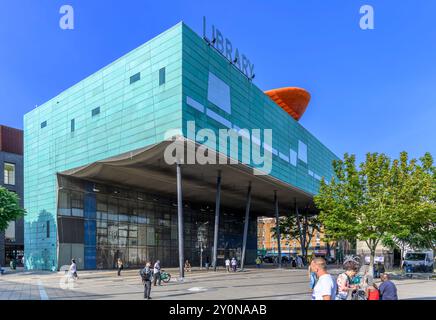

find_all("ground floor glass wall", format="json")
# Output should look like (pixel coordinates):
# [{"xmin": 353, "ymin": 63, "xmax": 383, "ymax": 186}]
[{"xmin": 57, "ymin": 175, "xmax": 257, "ymax": 269}]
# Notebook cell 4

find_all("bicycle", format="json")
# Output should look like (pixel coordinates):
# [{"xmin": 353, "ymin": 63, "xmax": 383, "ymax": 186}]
[{"xmin": 159, "ymin": 270, "xmax": 171, "ymax": 283}]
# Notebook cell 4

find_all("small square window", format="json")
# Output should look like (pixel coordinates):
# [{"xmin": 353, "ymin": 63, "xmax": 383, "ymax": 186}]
[
  {"xmin": 92, "ymin": 107, "xmax": 100, "ymax": 117},
  {"xmin": 71, "ymin": 119, "xmax": 75, "ymax": 132},
  {"xmin": 159, "ymin": 67, "xmax": 166, "ymax": 85},
  {"xmin": 41, "ymin": 121, "xmax": 47, "ymax": 128},
  {"xmin": 130, "ymin": 72, "xmax": 141, "ymax": 84}
]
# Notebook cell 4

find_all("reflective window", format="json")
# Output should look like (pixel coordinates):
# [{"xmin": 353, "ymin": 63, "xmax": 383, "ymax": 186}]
[
  {"xmin": 207, "ymin": 72, "xmax": 231, "ymax": 114},
  {"xmin": 58, "ymin": 190, "xmax": 71, "ymax": 216},
  {"xmin": 57, "ymin": 176, "xmax": 258, "ymax": 269},
  {"xmin": 92, "ymin": 107, "xmax": 100, "ymax": 117},
  {"xmin": 130, "ymin": 72, "xmax": 140, "ymax": 84},
  {"xmin": 3, "ymin": 163, "xmax": 15, "ymax": 185},
  {"xmin": 159, "ymin": 67, "xmax": 165, "ymax": 85},
  {"xmin": 298, "ymin": 141, "xmax": 307, "ymax": 163},
  {"xmin": 71, "ymin": 191, "xmax": 84, "ymax": 217}
]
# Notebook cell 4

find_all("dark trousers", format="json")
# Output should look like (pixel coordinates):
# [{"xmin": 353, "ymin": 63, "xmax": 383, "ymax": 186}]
[
  {"xmin": 153, "ymin": 272, "xmax": 161, "ymax": 286},
  {"xmin": 144, "ymin": 280, "xmax": 151, "ymax": 299},
  {"xmin": 117, "ymin": 268, "xmax": 122, "ymax": 276}
]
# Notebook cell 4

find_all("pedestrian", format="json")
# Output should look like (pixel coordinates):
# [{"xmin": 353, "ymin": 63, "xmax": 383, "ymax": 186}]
[
  {"xmin": 310, "ymin": 257, "xmax": 336, "ymax": 300},
  {"xmin": 365, "ymin": 281, "xmax": 380, "ymax": 300},
  {"xmin": 378, "ymin": 273, "xmax": 398, "ymax": 300},
  {"xmin": 291, "ymin": 256, "xmax": 297, "ymax": 268},
  {"xmin": 184, "ymin": 259, "xmax": 192, "ymax": 273},
  {"xmin": 117, "ymin": 258, "xmax": 124, "ymax": 276},
  {"xmin": 308, "ymin": 263, "xmax": 317, "ymax": 292},
  {"xmin": 69, "ymin": 258, "xmax": 78, "ymax": 280},
  {"xmin": 153, "ymin": 260, "xmax": 162, "ymax": 286},
  {"xmin": 297, "ymin": 255, "xmax": 303, "ymax": 268},
  {"xmin": 231, "ymin": 257, "xmax": 237, "ymax": 272},
  {"xmin": 225, "ymin": 258, "xmax": 231, "ymax": 272},
  {"xmin": 205, "ymin": 256, "xmax": 210, "ymax": 271},
  {"xmin": 336, "ymin": 260, "xmax": 359, "ymax": 300},
  {"xmin": 379, "ymin": 262, "xmax": 385, "ymax": 276},
  {"xmin": 255, "ymin": 257, "xmax": 262, "ymax": 268},
  {"xmin": 140, "ymin": 262, "xmax": 153, "ymax": 300}
]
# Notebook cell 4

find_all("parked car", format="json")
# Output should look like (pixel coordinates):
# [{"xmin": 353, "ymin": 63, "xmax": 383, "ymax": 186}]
[
  {"xmin": 403, "ymin": 250, "xmax": 434, "ymax": 273},
  {"xmin": 262, "ymin": 255, "xmax": 290, "ymax": 263},
  {"xmin": 262, "ymin": 255, "xmax": 275, "ymax": 263}
]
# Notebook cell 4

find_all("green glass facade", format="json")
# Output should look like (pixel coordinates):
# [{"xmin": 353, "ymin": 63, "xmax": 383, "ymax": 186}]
[{"xmin": 24, "ymin": 22, "xmax": 337, "ymax": 270}]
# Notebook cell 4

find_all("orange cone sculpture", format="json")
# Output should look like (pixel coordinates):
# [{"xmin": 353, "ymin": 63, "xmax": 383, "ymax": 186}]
[{"xmin": 264, "ymin": 87, "xmax": 311, "ymax": 121}]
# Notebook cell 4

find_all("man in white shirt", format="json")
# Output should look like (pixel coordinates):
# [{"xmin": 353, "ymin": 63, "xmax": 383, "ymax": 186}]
[
  {"xmin": 225, "ymin": 258, "xmax": 231, "ymax": 272},
  {"xmin": 69, "ymin": 258, "xmax": 78, "ymax": 279},
  {"xmin": 153, "ymin": 260, "xmax": 161, "ymax": 286},
  {"xmin": 310, "ymin": 257, "xmax": 336, "ymax": 300}
]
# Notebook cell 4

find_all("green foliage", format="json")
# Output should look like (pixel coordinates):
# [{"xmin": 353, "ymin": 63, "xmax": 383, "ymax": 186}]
[
  {"xmin": 0, "ymin": 186, "xmax": 25, "ymax": 231},
  {"xmin": 314, "ymin": 151, "xmax": 436, "ymax": 267},
  {"xmin": 271, "ymin": 214, "xmax": 321, "ymax": 258}
]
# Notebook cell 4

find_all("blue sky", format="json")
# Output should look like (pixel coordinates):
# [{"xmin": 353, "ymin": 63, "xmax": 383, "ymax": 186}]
[{"xmin": 0, "ymin": 0, "xmax": 435, "ymax": 163}]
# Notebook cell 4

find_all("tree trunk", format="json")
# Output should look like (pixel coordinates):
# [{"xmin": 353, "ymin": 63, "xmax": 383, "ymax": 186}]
[
  {"xmin": 400, "ymin": 243, "xmax": 404, "ymax": 269},
  {"xmin": 368, "ymin": 245, "xmax": 376, "ymax": 277}
]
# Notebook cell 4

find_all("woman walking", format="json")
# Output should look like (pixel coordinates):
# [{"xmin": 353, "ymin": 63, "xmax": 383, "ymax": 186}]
[{"xmin": 117, "ymin": 258, "xmax": 124, "ymax": 276}]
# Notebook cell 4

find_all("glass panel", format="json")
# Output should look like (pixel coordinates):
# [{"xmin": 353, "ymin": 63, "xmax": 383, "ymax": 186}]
[
  {"xmin": 130, "ymin": 72, "xmax": 140, "ymax": 84},
  {"xmin": 138, "ymin": 225, "xmax": 147, "ymax": 246},
  {"xmin": 128, "ymin": 247, "xmax": 138, "ymax": 266},
  {"xmin": 96, "ymin": 246, "xmax": 110, "ymax": 269},
  {"xmin": 159, "ymin": 67, "xmax": 165, "ymax": 85},
  {"xmin": 71, "ymin": 191, "xmax": 84, "ymax": 217},
  {"xmin": 4, "ymin": 163, "xmax": 15, "ymax": 185},
  {"xmin": 58, "ymin": 190, "xmax": 71, "ymax": 216},
  {"xmin": 146, "ymin": 226, "xmax": 155, "ymax": 245},
  {"xmin": 108, "ymin": 222, "xmax": 118, "ymax": 246}
]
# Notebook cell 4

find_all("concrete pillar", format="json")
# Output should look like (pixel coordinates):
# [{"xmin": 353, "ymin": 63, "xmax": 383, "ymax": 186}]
[
  {"xmin": 212, "ymin": 172, "xmax": 221, "ymax": 271},
  {"xmin": 275, "ymin": 191, "xmax": 282, "ymax": 268},
  {"xmin": 240, "ymin": 183, "xmax": 252, "ymax": 271},
  {"xmin": 176, "ymin": 162, "xmax": 184, "ymax": 280}
]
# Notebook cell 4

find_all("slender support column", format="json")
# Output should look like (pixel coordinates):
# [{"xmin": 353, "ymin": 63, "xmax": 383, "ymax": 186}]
[
  {"xmin": 212, "ymin": 172, "xmax": 222, "ymax": 271},
  {"xmin": 275, "ymin": 191, "xmax": 282, "ymax": 268},
  {"xmin": 240, "ymin": 183, "xmax": 252, "ymax": 271},
  {"xmin": 295, "ymin": 198, "xmax": 305, "ymax": 260},
  {"xmin": 176, "ymin": 162, "xmax": 184, "ymax": 280}
]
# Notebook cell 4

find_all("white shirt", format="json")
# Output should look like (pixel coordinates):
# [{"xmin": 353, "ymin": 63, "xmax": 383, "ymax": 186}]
[
  {"xmin": 69, "ymin": 263, "xmax": 77, "ymax": 273},
  {"xmin": 312, "ymin": 274, "xmax": 336, "ymax": 300},
  {"xmin": 154, "ymin": 262, "xmax": 160, "ymax": 273},
  {"xmin": 225, "ymin": 259, "xmax": 230, "ymax": 266},
  {"xmin": 231, "ymin": 259, "xmax": 237, "ymax": 266}
]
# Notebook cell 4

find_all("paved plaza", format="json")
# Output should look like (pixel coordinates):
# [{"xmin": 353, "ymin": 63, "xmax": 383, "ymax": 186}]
[{"xmin": 0, "ymin": 266, "xmax": 435, "ymax": 300}]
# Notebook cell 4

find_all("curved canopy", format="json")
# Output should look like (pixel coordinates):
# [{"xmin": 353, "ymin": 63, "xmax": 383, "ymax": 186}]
[
  {"xmin": 60, "ymin": 139, "xmax": 317, "ymax": 215},
  {"xmin": 264, "ymin": 87, "xmax": 311, "ymax": 121}
]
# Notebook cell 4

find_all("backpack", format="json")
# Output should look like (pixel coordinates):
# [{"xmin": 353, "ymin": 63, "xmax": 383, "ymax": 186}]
[{"xmin": 140, "ymin": 268, "xmax": 152, "ymax": 281}]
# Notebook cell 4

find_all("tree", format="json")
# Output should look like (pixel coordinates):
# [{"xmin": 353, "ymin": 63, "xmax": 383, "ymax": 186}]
[
  {"xmin": 314, "ymin": 152, "xmax": 436, "ymax": 275},
  {"xmin": 0, "ymin": 186, "xmax": 25, "ymax": 231},
  {"xmin": 271, "ymin": 213, "xmax": 321, "ymax": 261}
]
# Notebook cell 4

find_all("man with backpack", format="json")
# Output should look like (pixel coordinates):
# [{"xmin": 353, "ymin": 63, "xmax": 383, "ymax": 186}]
[{"xmin": 140, "ymin": 262, "xmax": 153, "ymax": 299}]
